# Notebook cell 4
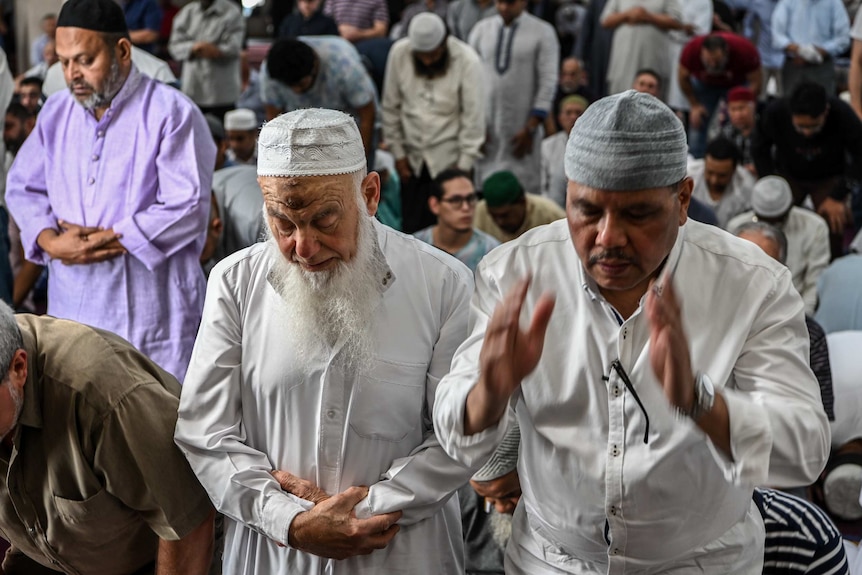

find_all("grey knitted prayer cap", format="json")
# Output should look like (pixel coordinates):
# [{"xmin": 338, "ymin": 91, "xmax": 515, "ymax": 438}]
[
  {"xmin": 472, "ymin": 421, "xmax": 520, "ymax": 482},
  {"xmin": 565, "ymin": 90, "xmax": 688, "ymax": 191}
]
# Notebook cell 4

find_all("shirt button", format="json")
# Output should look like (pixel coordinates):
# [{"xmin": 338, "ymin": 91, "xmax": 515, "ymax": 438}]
[
  {"xmin": 613, "ymin": 385, "xmax": 621, "ymax": 397},
  {"xmin": 28, "ymin": 527, "xmax": 35, "ymax": 535},
  {"xmin": 612, "ymin": 548, "xmax": 619, "ymax": 555},
  {"xmin": 611, "ymin": 445, "xmax": 620, "ymax": 456},
  {"xmin": 609, "ymin": 506, "xmax": 617, "ymax": 516},
  {"xmin": 88, "ymin": 177, "xmax": 95, "ymax": 185},
  {"xmin": 97, "ymin": 130, "xmax": 104, "ymax": 138},
  {"xmin": 92, "ymin": 154, "xmax": 100, "ymax": 161},
  {"xmin": 326, "ymin": 410, "xmax": 335, "ymax": 419}
]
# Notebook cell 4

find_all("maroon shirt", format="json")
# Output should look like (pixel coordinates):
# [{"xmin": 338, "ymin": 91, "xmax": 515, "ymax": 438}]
[{"xmin": 680, "ymin": 32, "xmax": 761, "ymax": 88}]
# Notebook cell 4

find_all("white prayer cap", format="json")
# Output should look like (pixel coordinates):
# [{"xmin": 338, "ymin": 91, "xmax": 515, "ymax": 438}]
[
  {"xmin": 752, "ymin": 176, "xmax": 793, "ymax": 219},
  {"xmin": 224, "ymin": 108, "xmax": 259, "ymax": 131},
  {"xmin": 472, "ymin": 421, "xmax": 520, "ymax": 482},
  {"xmin": 408, "ymin": 13, "xmax": 446, "ymax": 52},
  {"xmin": 257, "ymin": 108, "xmax": 366, "ymax": 178}
]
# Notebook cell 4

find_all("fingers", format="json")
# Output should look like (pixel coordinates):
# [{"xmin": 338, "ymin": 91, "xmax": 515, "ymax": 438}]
[
  {"xmin": 330, "ymin": 485, "xmax": 370, "ymax": 512},
  {"xmin": 57, "ymin": 220, "xmax": 103, "ymax": 235}
]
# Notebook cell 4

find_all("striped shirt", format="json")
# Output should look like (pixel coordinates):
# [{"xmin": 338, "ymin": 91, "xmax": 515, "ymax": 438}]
[
  {"xmin": 755, "ymin": 488, "xmax": 850, "ymax": 575},
  {"xmin": 324, "ymin": 0, "xmax": 389, "ymax": 28}
]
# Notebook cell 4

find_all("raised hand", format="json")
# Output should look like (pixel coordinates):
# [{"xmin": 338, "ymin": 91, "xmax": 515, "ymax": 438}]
[
  {"xmin": 645, "ymin": 279, "xmax": 694, "ymax": 413},
  {"xmin": 465, "ymin": 276, "xmax": 555, "ymax": 434},
  {"xmin": 287, "ymin": 486, "xmax": 402, "ymax": 560}
]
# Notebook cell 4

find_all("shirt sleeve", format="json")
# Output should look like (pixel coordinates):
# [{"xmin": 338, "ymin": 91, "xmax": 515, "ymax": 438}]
[
  {"xmin": 174, "ymin": 261, "xmax": 310, "ymax": 546},
  {"xmin": 356, "ymin": 264, "xmax": 478, "ymax": 525},
  {"xmin": 112, "ymin": 103, "xmax": 215, "ymax": 271},
  {"xmin": 215, "ymin": 10, "xmax": 246, "ymax": 58},
  {"xmin": 96, "ymin": 382, "xmax": 213, "ymax": 540},
  {"xmin": 721, "ymin": 266, "xmax": 830, "ymax": 488},
  {"xmin": 800, "ymin": 217, "xmax": 830, "ymax": 315},
  {"xmin": 457, "ymin": 48, "xmax": 485, "ymax": 171},
  {"xmin": 373, "ymin": 0, "xmax": 390, "ymax": 24},
  {"xmin": 770, "ymin": 1, "xmax": 791, "ymax": 51},
  {"xmin": 531, "ymin": 22, "xmax": 560, "ymax": 115},
  {"xmin": 433, "ymin": 259, "xmax": 516, "ymax": 468},
  {"xmin": 381, "ymin": 44, "xmax": 406, "ymax": 161},
  {"xmin": 167, "ymin": 7, "xmax": 195, "ymax": 62},
  {"xmin": 5, "ymin": 111, "xmax": 58, "ymax": 265},
  {"xmin": 142, "ymin": 2, "xmax": 164, "ymax": 32},
  {"xmin": 820, "ymin": 1, "xmax": 850, "ymax": 56}
]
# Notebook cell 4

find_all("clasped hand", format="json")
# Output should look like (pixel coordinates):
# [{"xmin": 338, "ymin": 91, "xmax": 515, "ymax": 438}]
[
  {"xmin": 271, "ymin": 470, "xmax": 401, "ymax": 560},
  {"xmin": 40, "ymin": 220, "xmax": 125, "ymax": 265}
]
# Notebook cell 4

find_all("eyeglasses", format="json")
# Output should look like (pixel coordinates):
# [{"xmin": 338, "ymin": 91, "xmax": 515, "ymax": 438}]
[
  {"xmin": 439, "ymin": 193, "xmax": 478, "ymax": 207},
  {"xmin": 604, "ymin": 360, "xmax": 650, "ymax": 444}
]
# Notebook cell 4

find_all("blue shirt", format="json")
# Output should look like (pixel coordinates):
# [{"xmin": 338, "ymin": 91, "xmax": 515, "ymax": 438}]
[
  {"xmin": 413, "ymin": 227, "xmax": 500, "ymax": 272},
  {"xmin": 771, "ymin": 0, "xmax": 850, "ymax": 56},
  {"xmin": 744, "ymin": 0, "xmax": 785, "ymax": 69},
  {"xmin": 123, "ymin": 0, "xmax": 163, "ymax": 54},
  {"xmin": 259, "ymin": 35, "xmax": 377, "ymax": 115}
]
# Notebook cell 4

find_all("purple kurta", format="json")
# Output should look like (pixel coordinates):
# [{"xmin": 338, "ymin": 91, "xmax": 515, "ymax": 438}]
[{"xmin": 6, "ymin": 65, "xmax": 216, "ymax": 382}]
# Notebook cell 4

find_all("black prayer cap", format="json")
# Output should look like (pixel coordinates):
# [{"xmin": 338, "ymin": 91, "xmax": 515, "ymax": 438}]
[{"xmin": 57, "ymin": 0, "xmax": 129, "ymax": 34}]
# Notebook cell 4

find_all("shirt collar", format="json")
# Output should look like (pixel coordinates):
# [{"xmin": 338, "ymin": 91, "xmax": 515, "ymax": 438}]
[{"xmin": 201, "ymin": 0, "xmax": 227, "ymax": 16}]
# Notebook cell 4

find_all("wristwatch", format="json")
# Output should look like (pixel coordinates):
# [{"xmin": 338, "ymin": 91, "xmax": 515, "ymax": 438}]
[{"xmin": 684, "ymin": 372, "xmax": 715, "ymax": 421}]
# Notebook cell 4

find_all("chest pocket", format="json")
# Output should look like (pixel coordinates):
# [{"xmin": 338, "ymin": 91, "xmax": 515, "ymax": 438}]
[
  {"xmin": 349, "ymin": 359, "xmax": 427, "ymax": 442},
  {"xmin": 50, "ymin": 488, "xmax": 145, "ymax": 548}
]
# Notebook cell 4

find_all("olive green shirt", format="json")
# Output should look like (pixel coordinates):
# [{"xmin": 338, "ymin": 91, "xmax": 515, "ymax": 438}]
[
  {"xmin": 474, "ymin": 193, "xmax": 567, "ymax": 243},
  {"xmin": 0, "ymin": 315, "xmax": 212, "ymax": 575}
]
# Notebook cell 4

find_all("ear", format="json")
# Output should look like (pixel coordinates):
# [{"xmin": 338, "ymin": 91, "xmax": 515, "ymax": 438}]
[
  {"xmin": 116, "ymin": 37, "xmax": 132, "ymax": 65},
  {"xmin": 428, "ymin": 196, "xmax": 441, "ymax": 216},
  {"xmin": 8, "ymin": 349, "xmax": 27, "ymax": 395},
  {"xmin": 361, "ymin": 171, "xmax": 381, "ymax": 217},
  {"xmin": 677, "ymin": 177, "xmax": 693, "ymax": 225},
  {"xmin": 212, "ymin": 217, "xmax": 224, "ymax": 237}
]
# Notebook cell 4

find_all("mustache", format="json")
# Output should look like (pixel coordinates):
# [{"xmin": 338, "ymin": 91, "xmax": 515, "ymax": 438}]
[
  {"xmin": 588, "ymin": 249, "xmax": 636, "ymax": 265},
  {"xmin": 70, "ymin": 79, "xmax": 94, "ymax": 91}
]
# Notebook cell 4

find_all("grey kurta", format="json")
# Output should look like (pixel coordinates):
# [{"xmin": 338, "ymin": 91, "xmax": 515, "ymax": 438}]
[
  {"xmin": 601, "ymin": 0, "xmax": 682, "ymax": 97},
  {"xmin": 469, "ymin": 12, "xmax": 559, "ymax": 193}
]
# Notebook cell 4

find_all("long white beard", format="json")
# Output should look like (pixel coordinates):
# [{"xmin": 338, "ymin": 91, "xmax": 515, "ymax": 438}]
[
  {"xmin": 489, "ymin": 508, "xmax": 513, "ymax": 550},
  {"xmin": 267, "ymin": 212, "xmax": 383, "ymax": 373}
]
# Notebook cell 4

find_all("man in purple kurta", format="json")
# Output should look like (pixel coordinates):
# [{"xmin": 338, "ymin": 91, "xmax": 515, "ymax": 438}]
[{"xmin": 6, "ymin": 0, "xmax": 215, "ymax": 381}]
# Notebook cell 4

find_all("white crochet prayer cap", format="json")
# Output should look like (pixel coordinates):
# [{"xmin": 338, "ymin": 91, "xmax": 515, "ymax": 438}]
[
  {"xmin": 224, "ymin": 108, "xmax": 258, "ymax": 131},
  {"xmin": 472, "ymin": 421, "xmax": 520, "ymax": 482},
  {"xmin": 257, "ymin": 108, "xmax": 366, "ymax": 177},
  {"xmin": 751, "ymin": 176, "xmax": 793, "ymax": 219},
  {"xmin": 566, "ymin": 90, "xmax": 687, "ymax": 190},
  {"xmin": 408, "ymin": 12, "xmax": 446, "ymax": 52}
]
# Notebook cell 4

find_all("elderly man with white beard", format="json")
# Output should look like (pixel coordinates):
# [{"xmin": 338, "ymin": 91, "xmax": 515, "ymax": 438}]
[{"xmin": 175, "ymin": 108, "xmax": 476, "ymax": 574}]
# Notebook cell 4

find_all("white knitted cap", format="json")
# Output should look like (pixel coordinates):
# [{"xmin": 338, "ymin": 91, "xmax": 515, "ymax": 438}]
[
  {"xmin": 257, "ymin": 108, "xmax": 366, "ymax": 177},
  {"xmin": 408, "ymin": 12, "xmax": 446, "ymax": 52},
  {"xmin": 224, "ymin": 108, "xmax": 258, "ymax": 131}
]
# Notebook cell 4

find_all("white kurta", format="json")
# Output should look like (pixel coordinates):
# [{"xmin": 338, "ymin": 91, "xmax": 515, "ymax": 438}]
[
  {"xmin": 727, "ymin": 206, "xmax": 831, "ymax": 315},
  {"xmin": 602, "ymin": 0, "xmax": 683, "ymax": 97},
  {"xmin": 469, "ymin": 12, "xmax": 559, "ymax": 193},
  {"xmin": 540, "ymin": 131, "xmax": 568, "ymax": 208},
  {"xmin": 175, "ymin": 221, "xmax": 476, "ymax": 574},
  {"xmin": 666, "ymin": 0, "xmax": 713, "ymax": 109},
  {"xmin": 434, "ymin": 219, "xmax": 830, "ymax": 574}
]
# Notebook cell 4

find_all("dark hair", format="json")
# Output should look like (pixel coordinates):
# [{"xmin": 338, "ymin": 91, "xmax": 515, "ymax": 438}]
[
  {"xmin": 267, "ymin": 39, "xmax": 317, "ymax": 85},
  {"xmin": 102, "ymin": 31, "xmax": 131, "ymax": 50},
  {"xmin": 705, "ymin": 136, "xmax": 741, "ymax": 166},
  {"xmin": 430, "ymin": 168, "xmax": 472, "ymax": 200},
  {"xmin": 6, "ymin": 102, "xmax": 34, "ymax": 122},
  {"xmin": 701, "ymin": 34, "xmax": 728, "ymax": 53},
  {"xmin": 19, "ymin": 76, "xmax": 43, "ymax": 90},
  {"xmin": 634, "ymin": 68, "xmax": 661, "ymax": 86},
  {"xmin": 789, "ymin": 81, "xmax": 828, "ymax": 117}
]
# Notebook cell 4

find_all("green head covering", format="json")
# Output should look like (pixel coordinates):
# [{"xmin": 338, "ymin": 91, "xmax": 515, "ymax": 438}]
[{"xmin": 482, "ymin": 171, "xmax": 524, "ymax": 207}]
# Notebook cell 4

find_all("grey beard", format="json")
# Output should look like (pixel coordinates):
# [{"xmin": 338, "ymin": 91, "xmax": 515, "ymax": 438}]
[
  {"xmin": 489, "ymin": 509, "xmax": 513, "ymax": 550},
  {"xmin": 72, "ymin": 58, "xmax": 124, "ymax": 111}
]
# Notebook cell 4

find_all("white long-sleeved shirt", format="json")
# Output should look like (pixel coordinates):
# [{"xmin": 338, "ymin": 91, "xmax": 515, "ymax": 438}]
[
  {"xmin": 688, "ymin": 158, "xmax": 754, "ymax": 229},
  {"xmin": 434, "ymin": 219, "xmax": 830, "ymax": 573},
  {"xmin": 382, "ymin": 35, "xmax": 485, "ymax": 179},
  {"xmin": 728, "ymin": 206, "xmax": 830, "ymax": 315},
  {"xmin": 175, "ymin": 221, "xmax": 476, "ymax": 574}
]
